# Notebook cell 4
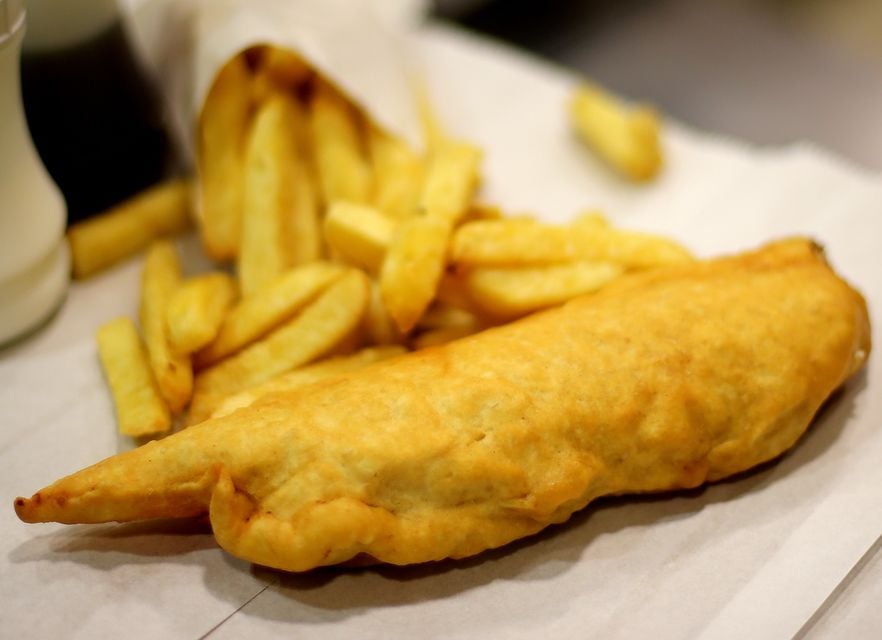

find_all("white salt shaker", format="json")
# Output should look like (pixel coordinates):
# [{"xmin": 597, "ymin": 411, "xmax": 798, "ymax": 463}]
[{"xmin": 0, "ymin": 0, "xmax": 69, "ymax": 345}]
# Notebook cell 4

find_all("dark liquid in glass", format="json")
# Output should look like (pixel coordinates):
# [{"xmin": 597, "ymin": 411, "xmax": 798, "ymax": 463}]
[{"xmin": 21, "ymin": 20, "xmax": 174, "ymax": 225}]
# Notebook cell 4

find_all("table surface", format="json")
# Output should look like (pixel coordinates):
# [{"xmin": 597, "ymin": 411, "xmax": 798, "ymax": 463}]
[{"xmin": 443, "ymin": 0, "xmax": 882, "ymax": 172}]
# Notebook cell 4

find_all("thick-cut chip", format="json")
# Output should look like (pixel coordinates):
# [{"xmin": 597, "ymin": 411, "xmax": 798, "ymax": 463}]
[
  {"xmin": 140, "ymin": 241, "xmax": 192, "ymax": 413},
  {"xmin": 195, "ymin": 261, "xmax": 345, "ymax": 368},
  {"xmin": 584, "ymin": 226, "xmax": 694, "ymax": 270},
  {"xmin": 416, "ymin": 83, "xmax": 446, "ymax": 154},
  {"xmin": 210, "ymin": 345, "xmax": 407, "ymax": 419},
  {"xmin": 324, "ymin": 201, "xmax": 395, "ymax": 273},
  {"xmin": 250, "ymin": 45, "xmax": 311, "ymax": 103},
  {"xmin": 411, "ymin": 325, "xmax": 479, "ymax": 350},
  {"xmin": 414, "ymin": 302, "xmax": 485, "ymax": 349},
  {"xmin": 308, "ymin": 82, "xmax": 371, "ymax": 204},
  {"xmin": 380, "ymin": 216, "xmax": 451, "ymax": 333},
  {"xmin": 460, "ymin": 202, "xmax": 504, "ymax": 224},
  {"xmin": 239, "ymin": 93, "xmax": 320, "ymax": 295},
  {"xmin": 368, "ymin": 126, "xmax": 422, "ymax": 219},
  {"xmin": 197, "ymin": 55, "xmax": 253, "ymax": 260},
  {"xmin": 417, "ymin": 303, "xmax": 482, "ymax": 332},
  {"xmin": 435, "ymin": 273, "xmax": 477, "ymax": 312},
  {"xmin": 451, "ymin": 218, "xmax": 576, "ymax": 266},
  {"xmin": 570, "ymin": 82, "xmax": 663, "ymax": 182},
  {"xmin": 451, "ymin": 217, "xmax": 692, "ymax": 269},
  {"xmin": 463, "ymin": 261, "xmax": 624, "ymax": 319},
  {"xmin": 363, "ymin": 279, "xmax": 403, "ymax": 345},
  {"xmin": 166, "ymin": 273, "xmax": 237, "ymax": 355},
  {"xmin": 419, "ymin": 140, "xmax": 482, "ymax": 224},
  {"xmin": 96, "ymin": 317, "xmax": 171, "ymax": 437},
  {"xmin": 574, "ymin": 210, "xmax": 610, "ymax": 230},
  {"xmin": 189, "ymin": 269, "xmax": 370, "ymax": 423},
  {"xmin": 67, "ymin": 178, "xmax": 192, "ymax": 279}
]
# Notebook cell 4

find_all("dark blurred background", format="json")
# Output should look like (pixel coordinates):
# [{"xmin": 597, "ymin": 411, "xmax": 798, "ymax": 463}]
[{"xmin": 434, "ymin": 0, "xmax": 882, "ymax": 171}]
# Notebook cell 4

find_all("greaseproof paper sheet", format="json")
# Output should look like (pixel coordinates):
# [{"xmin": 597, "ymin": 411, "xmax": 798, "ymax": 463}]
[{"xmin": 2, "ymin": 22, "xmax": 881, "ymax": 640}]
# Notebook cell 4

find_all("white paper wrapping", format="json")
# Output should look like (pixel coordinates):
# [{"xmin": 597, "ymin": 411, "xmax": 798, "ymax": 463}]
[
  {"xmin": 2, "ymin": 19, "xmax": 881, "ymax": 640},
  {"xmin": 121, "ymin": 0, "xmax": 425, "ymax": 161}
]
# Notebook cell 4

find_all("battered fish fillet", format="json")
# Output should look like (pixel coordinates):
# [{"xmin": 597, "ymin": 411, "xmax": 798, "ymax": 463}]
[{"xmin": 14, "ymin": 239, "xmax": 871, "ymax": 572}]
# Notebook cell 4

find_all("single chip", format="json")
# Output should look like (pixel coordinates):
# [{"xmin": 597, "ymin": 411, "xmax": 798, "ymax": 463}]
[
  {"xmin": 368, "ymin": 126, "xmax": 423, "ymax": 219},
  {"xmin": 140, "ymin": 241, "xmax": 193, "ymax": 414},
  {"xmin": 434, "ymin": 272, "xmax": 478, "ymax": 313},
  {"xmin": 417, "ymin": 303, "xmax": 482, "ymax": 332},
  {"xmin": 463, "ymin": 261, "xmax": 624, "ymax": 319},
  {"xmin": 67, "ymin": 178, "xmax": 192, "ymax": 279},
  {"xmin": 419, "ymin": 140, "xmax": 482, "ymax": 224},
  {"xmin": 195, "ymin": 261, "xmax": 345, "ymax": 368},
  {"xmin": 451, "ymin": 216, "xmax": 692, "ymax": 269},
  {"xmin": 413, "ymin": 302, "xmax": 485, "ymax": 349},
  {"xmin": 308, "ymin": 81, "xmax": 372, "ymax": 204},
  {"xmin": 362, "ymin": 279, "xmax": 403, "ymax": 345},
  {"xmin": 210, "ymin": 345, "xmax": 407, "ymax": 419},
  {"xmin": 451, "ymin": 218, "xmax": 575, "ymax": 267},
  {"xmin": 189, "ymin": 269, "xmax": 370, "ymax": 423},
  {"xmin": 250, "ymin": 45, "xmax": 311, "ymax": 102},
  {"xmin": 411, "ymin": 325, "xmax": 479, "ymax": 350},
  {"xmin": 239, "ymin": 93, "xmax": 320, "ymax": 294},
  {"xmin": 570, "ymin": 82, "xmax": 663, "ymax": 182},
  {"xmin": 166, "ymin": 273, "xmax": 237, "ymax": 355},
  {"xmin": 96, "ymin": 317, "xmax": 171, "ymax": 437},
  {"xmin": 460, "ymin": 202, "xmax": 505, "ymax": 224},
  {"xmin": 324, "ymin": 201, "xmax": 396, "ymax": 274},
  {"xmin": 380, "ymin": 216, "xmax": 451, "ymax": 333},
  {"xmin": 415, "ymin": 82, "xmax": 446, "ymax": 154},
  {"xmin": 197, "ymin": 54, "xmax": 253, "ymax": 260}
]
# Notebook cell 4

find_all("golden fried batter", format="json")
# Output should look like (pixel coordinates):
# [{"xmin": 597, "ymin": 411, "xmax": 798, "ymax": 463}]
[{"xmin": 14, "ymin": 239, "xmax": 871, "ymax": 572}]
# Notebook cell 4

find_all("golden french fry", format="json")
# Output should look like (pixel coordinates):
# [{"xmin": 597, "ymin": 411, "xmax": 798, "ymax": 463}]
[
  {"xmin": 239, "ymin": 93, "xmax": 320, "ymax": 294},
  {"xmin": 210, "ymin": 345, "xmax": 407, "ymax": 419},
  {"xmin": 463, "ymin": 261, "xmax": 624, "ymax": 319},
  {"xmin": 189, "ymin": 269, "xmax": 370, "ymax": 422},
  {"xmin": 250, "ymin": 45, "xmax": 311, "ymax": 102},
  {"xmin": 368, "ymin": 126, "xmax": 422, "ymax": 219},
  {"xmin": 195, "ymin": 261, "xmax": 345, "ymax": 368},
  {"xmin": 574, "ymin": 210, "xmax": 610, "ymax": 230},
  {"xmin": 419, "ymin": 140, "xmax": 482, "ymax": 224},
  {"xmin": 435, "ymin": 272, "xmax": 477, "ymax": 312},
  {"xmin": 412, "ymin": 303, "xmax": 483, "ymax": 349},
  {"xmin": 451, "ymin": 216, "xmax": 692, "ymax": 269},
  {"xmin": 67, "ymin": 178, "xmax": 192, "ymax": 279},
  {"xmin": 415, "ymin": 82, "xmax": 446, "ymax": 154},
  {"xmin": 585, "ymin": 226, "xmax": 695, "ymax": 269},
  {"xmin": 96, "ymin": 317, "xmax": 171, "ymax": 437},
  {"xmin": 570, "ymin": 82, "xmax": 663, "ymax": 182},
  {"xmin": 452, "ymin": 218, "xmax": 573, "ymax": 267},
  {"xmin": 308, "ymin": 81, "xmax": 371, "ymax": 204},
  {"xmin": 166, "ymin": 273, "xmax": 237, "ymax": 355},
  {"xmin": 417, "ymin": 303, "xmax": 482, "ymax": 332},
  {"xmin": 363, "ymin": 279, "xmax": 403, "ymax": 345},
  {"xmin": 197, "ymin": 54, "xmax": 253, "ymax": 260},
  {"xmin": 380, "ymin": 216, "xmax": 451, "ymax": 333},
  {"xmin": 460, "ymin": 202, "xmax": 505, "ymax": 224},
  {"xmin": 324, "ymin": 201, "xmax": 395, "ymax": 273},
  {"xmin": 140, "ymin": 241, "xmax": 192, "ymax": 413},
  {"xmin": 284, "ymin": 94, "xmax": 323, "ymax": 270},
  {"xmin": 411, "ymin": 325, "xmax": 479, "ymax": 350}
]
